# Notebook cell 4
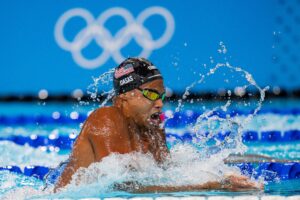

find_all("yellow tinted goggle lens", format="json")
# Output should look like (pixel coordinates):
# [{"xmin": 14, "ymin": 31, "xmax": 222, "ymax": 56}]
[
  {"xmin": 142, "ymin": 89, "xmax": 165, "ymax": 101},
  {"xmin": 149, "ymin": 91, "xmax": 159, "ymax": 100}
]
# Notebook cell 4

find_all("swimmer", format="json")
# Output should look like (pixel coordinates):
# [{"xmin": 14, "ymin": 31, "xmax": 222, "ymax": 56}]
[{"xmin": 54, "ymin": 57, "xmax": 262, "ymax": 192}]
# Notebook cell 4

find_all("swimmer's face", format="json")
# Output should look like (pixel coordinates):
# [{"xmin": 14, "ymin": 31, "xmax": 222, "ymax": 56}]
[{"xmin": 122, "ymin": 79, "xmax": 165, "ymax": 129}]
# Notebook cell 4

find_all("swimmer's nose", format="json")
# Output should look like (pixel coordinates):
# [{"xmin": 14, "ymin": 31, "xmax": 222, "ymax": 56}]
[{"xmin": 154, "ymin": 98, "xmax": 163, "ymax": 109}]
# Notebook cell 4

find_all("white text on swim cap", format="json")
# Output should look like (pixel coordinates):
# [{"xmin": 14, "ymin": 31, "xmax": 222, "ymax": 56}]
[{"xmin": 120, "ymin": 75, "xmax": 134, "ymax": 86}]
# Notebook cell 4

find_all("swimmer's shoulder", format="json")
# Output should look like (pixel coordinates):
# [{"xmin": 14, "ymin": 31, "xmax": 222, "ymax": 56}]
[
  {"xmin": 89, "ymin": 106, "xmax": 124, "ymax": 121},
  {"xmin": 79, "ymin": 106, "xmax": 130, "ymax": 150},
  {"xmin": 81, "ymin": 106, "xmax": 126, "ymax": 136}
]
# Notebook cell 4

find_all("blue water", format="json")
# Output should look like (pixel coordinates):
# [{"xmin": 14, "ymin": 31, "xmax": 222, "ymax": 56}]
[{"xmin": 0, "ymin": 99, "xmax": 300, "ymax": 198}]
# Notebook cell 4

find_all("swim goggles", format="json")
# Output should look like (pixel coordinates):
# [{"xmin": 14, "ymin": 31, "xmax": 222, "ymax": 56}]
[{"xmin": 137, "ymin": 88, "xmax": 166, "ymax": 101}]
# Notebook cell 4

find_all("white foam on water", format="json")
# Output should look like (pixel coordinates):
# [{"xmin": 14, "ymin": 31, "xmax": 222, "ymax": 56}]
[
  {"xmin": 0, "ymin": 126, "xmax": 80, "ymax": 137},
  {"xmin": 0, "ymin": 141, "xmax": 67, "ymax": 168},
  {"xmin": 29, "ymin": 144, "xmax": 242, "ymax": 199},
  {"xmin": 0, "ymin": 171, "xmax": 47, "ymax": 200},
  {"xmin": 1, "ymin": 144, "xmax": 247, "ymax": 199}
]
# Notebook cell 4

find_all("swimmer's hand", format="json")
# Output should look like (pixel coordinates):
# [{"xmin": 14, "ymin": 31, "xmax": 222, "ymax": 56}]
[{"xmin": 220, "ymin": 174, "xmax": 263, "ymax": 191}]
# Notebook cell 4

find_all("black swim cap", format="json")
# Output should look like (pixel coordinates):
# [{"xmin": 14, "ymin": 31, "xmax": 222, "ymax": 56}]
[{"xmin": 113, "ymin": 57, "xmax": 163, "ymax": 95}]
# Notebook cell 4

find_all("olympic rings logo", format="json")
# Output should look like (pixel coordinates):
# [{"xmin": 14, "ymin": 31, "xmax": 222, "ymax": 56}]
[{"xmin": 54, "ymin": 7, "xmax": 175, "ymax": 69}]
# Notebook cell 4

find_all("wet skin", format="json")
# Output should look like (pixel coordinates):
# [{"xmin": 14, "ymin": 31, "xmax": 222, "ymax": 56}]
[
  {"xmin": 54, "ymin": 79, "xmax": 169, "ymax": 190},
  {"xmin": 54, "ymin": 79, "xmax": 262, "ymax": 192}
]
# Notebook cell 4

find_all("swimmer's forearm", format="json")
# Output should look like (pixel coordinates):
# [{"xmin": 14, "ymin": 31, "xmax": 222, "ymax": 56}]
[
  {"xmin": 132, "ymin": 182, "xmax": 225, "ymax": 193},
  {"xmin": 132, "ymin": 178, "xmax": 262, "ymax": 193},
  {"xmin": 54, "ymin": 164, "xmax": 76, "ymax": 192}
]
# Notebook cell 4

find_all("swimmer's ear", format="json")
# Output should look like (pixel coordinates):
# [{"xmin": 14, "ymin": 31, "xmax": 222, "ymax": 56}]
[{"xmin": 117, "ymin": 91, "xmax": 137, "ymax": 102}]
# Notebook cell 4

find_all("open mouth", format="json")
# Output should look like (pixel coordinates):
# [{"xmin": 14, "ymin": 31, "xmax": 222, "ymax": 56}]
[{"xmin": 149, "ymin": 112, "xmax": 163, "ymax": 127}]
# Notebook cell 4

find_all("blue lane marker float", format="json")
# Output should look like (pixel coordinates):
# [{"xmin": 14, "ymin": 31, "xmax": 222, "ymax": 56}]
[
  {"xmin": 0, "ymin": 165, "xmax": 50, "ymax": 180},
  {"xmin": 1, "ymin": 108, "xmax": 300, "ymax": 126},
  {"xmin": 0, "ymin": 113, "xmax": 86, "ymax": 125},
  {"xmin": 0, "ymin": 166, "xmax": 22, "ymax": 174},
  {"xmin": 0, "ymin": 135, "xmax": 76, "ymax": 150},
  {"xmin": 261, "ymin": 131, "xmax": 282, "ymax": 142},
  {"xmin": 283, "ymin": 130, "xmax": 300, "ymax": 141},
  {"xmin": 235, "ymin": 162, "xmax": 300, "ymax": 181},
  {"xmin": 0, "ymin": 162, "xmax": 299, "ymax": 181},
  {"xmin": 165, "ymin": 130, "xmax": 300, "ymax": 144},
  {"xmin": 242, "ymin": 131, "xmax": 259, "ymax": 141},
  {"xmin": 24, "ymin": 166, "xmax": 50, "ymax": 180},
  {"xmin": 1, "ymin": 130, "xmax": 300, "ymax": 150}
]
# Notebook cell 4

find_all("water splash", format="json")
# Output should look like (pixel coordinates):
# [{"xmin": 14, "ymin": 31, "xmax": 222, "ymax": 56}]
[
  {"xmin": 80, "ymin": 68, "xmax": 115, "ymax": 109},
  {"xmin": 23, "ymin": 145, "xmax": 240, "ymax": 199},
  {"xmin": 0, "ymin": 141, "xmax": 67, "ymax": 168},
  {"xmin": 174, "ymin": 42, "xmax": 269, "ymax": 160},
  {"xmin": 0, "ymin": 171, "xmax": 45, "ymax": 200}
]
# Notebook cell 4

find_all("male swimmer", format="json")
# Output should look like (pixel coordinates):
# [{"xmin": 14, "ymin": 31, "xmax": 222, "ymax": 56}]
[{"xmin": 54, "ymin": 57, "xmax": 261, "ymax": 192}]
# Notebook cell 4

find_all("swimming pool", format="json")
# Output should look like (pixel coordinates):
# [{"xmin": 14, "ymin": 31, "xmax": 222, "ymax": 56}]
[{"xmin": 1, "ymin": 99, "xmax": 300, "ymax": 199}]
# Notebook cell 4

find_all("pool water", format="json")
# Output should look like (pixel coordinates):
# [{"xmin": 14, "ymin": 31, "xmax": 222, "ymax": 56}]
[{"xmin": 1, "ymin": 99, "xmax": 300, "ymax": 199}]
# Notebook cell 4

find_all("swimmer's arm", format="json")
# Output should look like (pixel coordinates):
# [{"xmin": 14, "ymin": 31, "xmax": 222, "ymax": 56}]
[
  {"xmin": 130, "ymin": 175, "xmax": 262, "ymax": 193},
  {"xmin": 54, "ymin": 112, "xmax": 102, "ymax": 191},
  {"xmin": 132, "ymin": 182, "xmax": 223, "ymax": 193},
  {"xmin": 54, "ymin": 108, "xmax": 124, "ymax": 191},
  {"xmin": 54, "ymin": 135, "xmax": 95, "ymax": 191},
  {"xmin": 115, "ymin": 181, "xmax": 223, "ymax": 193}
]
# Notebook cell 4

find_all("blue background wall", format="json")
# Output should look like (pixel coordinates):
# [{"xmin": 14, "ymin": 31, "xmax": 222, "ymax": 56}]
[{"xmin": 0, "ymin": 0, "xmax": 299, "ymax": 95}]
